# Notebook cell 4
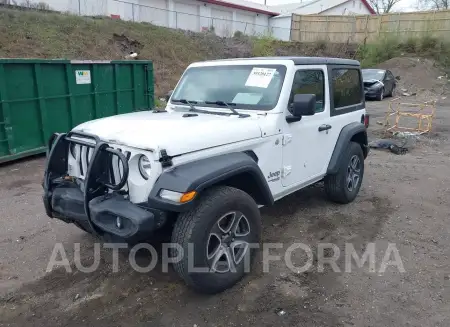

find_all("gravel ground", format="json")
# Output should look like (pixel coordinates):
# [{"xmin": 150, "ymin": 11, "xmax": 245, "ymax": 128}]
[{"xmin": 0, "ymin": 99, "xmax": 449, "ymax": 327}]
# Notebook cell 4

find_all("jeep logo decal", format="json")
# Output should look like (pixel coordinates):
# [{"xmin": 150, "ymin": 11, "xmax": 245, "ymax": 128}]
[{"xmin": 267, "ymin": 170, "xmax": 281, "ymax": 183}]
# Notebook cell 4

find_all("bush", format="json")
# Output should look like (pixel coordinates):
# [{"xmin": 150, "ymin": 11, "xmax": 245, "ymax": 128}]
[
  {"xmin": 355, "ymin": 34, "xmax": 450, "ymax": 71},
  {"xmin": 402, "ymin": 37, "xmax": 418, "ymax": 53},
  {"xmin": 419, "ymin": 34, "xmax": 438, "ymax": 52},
  {"xmin": 251, "ymin": 36, "xmax": 276, "ymax": 57},
  {"xmin": 315, "ymin": 39, "xmax": 327, "ymax": 51},
  {"xmin": 233, "ymin": 30, "xmax": 244, "ymax": 38}
]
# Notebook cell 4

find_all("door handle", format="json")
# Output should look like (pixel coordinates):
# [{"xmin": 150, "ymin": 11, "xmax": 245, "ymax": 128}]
[{"xmin": 318, "ymin": 124, "xmax": 332, "ymax": 132}]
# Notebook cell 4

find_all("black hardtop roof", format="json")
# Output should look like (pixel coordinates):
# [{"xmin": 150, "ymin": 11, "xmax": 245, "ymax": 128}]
[{"xmin": 203, "ymin": 56, "xmax": 360, "ymax": 66}]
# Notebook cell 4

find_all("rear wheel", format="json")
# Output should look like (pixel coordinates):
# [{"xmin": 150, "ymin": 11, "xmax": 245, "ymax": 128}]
[
  {"xmin": 324, "ymin": 142, "xmax": 364, "ymax": 204},
  {"xmin": 171, "ymin": 186, "xmax": 261, "ymax": 294}
]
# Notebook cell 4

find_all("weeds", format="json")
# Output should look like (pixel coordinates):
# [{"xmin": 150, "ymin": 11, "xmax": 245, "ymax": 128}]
[
  {"xmin": 357, "ymin": 35, "xmax": 450, "ymax": 69},
  {"xmin": 251, "ymin": 36, "xmax": 276, "ymax": 57}
]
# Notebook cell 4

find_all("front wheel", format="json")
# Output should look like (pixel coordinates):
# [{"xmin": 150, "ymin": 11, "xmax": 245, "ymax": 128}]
[
  {"xmin": 324, "ymin": 142, "xmax": 365, "ymax": 204},
  {"xmin": 171, "ymin": 186, "xmax": 261, "ymax": 294},
  {"xmin": 376, "ymin": 88, "xmax": 384, "ymax": 101}
]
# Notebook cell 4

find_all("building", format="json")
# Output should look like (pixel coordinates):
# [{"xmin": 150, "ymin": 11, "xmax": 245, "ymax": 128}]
[
  {"xmin": 269, "ymin": 0, "xmax": 376, "ymax": 40},
  {"xmin": 30, "ymin": 0, "xmax": 280, "ymax": 37},
  {"xmin": 110, "ymin": 0, "xmax": 281, "ymax": 37},
  {"xmin": 22, "ymin": 0, "xmax": 375, "ymax": 40},
  {"xmin": 271, "ymin": 0, "xmax": 375, "ymax": 15}
]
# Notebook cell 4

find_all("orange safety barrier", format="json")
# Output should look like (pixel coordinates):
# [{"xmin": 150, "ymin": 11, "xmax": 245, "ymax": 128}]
[{"xmin": 384, "ymin": 97, "xmax": 436, "ymax": 136}]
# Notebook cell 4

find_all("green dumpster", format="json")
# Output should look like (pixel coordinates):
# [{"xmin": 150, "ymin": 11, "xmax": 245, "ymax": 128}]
[{"xmin": 0, "ymin": 59, "xmax": 154, "ymax": 163}]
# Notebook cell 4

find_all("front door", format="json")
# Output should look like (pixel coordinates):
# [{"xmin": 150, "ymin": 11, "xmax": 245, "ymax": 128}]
[
  {"xmin": 383, "ymin": 70, "xmax": 395, "ymax": 95},
  {"xmin": 281, "ymin": 66, "xmax": 337, "ymax": 187}
]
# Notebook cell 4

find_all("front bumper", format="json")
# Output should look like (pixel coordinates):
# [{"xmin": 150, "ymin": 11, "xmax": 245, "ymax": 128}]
[
  {"xmin": 42, "ymin": 132, "xmax": 167, "ymax": 243},
  {"xmin": 364, "ymin": 88, "xmax": 382, "ymax": 98}
]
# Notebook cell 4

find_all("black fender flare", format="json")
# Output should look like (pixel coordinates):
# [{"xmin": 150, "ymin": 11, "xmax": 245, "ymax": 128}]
[
  {"xmin": 147, "ymin": 152, "xmax": 274, "ymax": 212},
  {"xmin": 327, "ymin": 122, "xmax": 368, "ymax": 175}
]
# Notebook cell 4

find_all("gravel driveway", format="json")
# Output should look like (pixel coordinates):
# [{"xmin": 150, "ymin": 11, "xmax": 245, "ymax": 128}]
[{"xmin": 1, "ymin": 100, "xmax": 449, "ymax": 327}]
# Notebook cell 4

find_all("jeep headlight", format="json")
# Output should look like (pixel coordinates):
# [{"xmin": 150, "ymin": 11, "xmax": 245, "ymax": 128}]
[{"xmin": 138, "ymin": 155, "xmax": 151, "ymax": 180}]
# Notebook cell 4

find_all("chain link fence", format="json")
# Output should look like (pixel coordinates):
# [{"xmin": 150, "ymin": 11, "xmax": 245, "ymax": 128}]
[
  {"xmin": 111, "ymin": 0, "xmax": 289, "ymax": 38},
  {"xmin": 0, "ymin": 0, "xmax": 291, "ymax": 39}
]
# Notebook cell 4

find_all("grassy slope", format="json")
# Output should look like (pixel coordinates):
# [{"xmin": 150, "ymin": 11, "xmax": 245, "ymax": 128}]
[
  {"xmin": 0, "ymin": 8, "xmax": 358, "ymax": 96},
  {"xmin": 0, "ymin": 8, "xmax": 226, "ymax": 95}
]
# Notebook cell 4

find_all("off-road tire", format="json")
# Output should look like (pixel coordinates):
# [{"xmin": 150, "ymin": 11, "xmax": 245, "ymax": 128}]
[
  {"xmin": 171, "ymin": 186, "xmax": 261, "ymax": 294},
  {"xmin": 324, "ymin": 141, "xmax": 364, "ymax": 204}
]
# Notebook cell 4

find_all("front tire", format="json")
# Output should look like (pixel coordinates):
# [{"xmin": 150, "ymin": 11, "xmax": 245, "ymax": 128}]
[
  {"xmin": 376, "ymin": 88, "xmax": 384, "ymax": 101},
  {"xmin": 171, "ymin": 186, "xmax": 261, "ymax": 294},
  {"xmin": 324, "ymin": 142, "xmax": 364, "ymax": 204}
]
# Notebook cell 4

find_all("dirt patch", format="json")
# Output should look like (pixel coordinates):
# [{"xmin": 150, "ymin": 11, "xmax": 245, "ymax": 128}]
[
  {"xmin": 377, "ymin": 57, "xmax": 449, "ymax": 99},
  {"xmin": 111, "ymin": 33, "xmax": 144, "ymax": 57}
]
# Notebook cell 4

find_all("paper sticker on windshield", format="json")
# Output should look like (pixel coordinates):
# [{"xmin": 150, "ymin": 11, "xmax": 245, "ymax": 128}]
[
  {"xmin": 245, "ymin": 68, "xmax": 276, "ymax": 88},
  {"xmin": 232, "ymin": 93, "xmax": 263, "ymax": 105}
]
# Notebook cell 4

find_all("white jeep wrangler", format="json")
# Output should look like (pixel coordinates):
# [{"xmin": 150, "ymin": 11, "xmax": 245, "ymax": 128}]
[{"xmin": 43, "ymin": 57, "xmax": 369, "ymax": 294}]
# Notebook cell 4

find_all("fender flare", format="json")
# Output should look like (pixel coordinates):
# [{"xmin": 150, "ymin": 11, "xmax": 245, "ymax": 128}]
[
  {"xmin": 147, "ymin": 152, "xmax": 274, "ymax": 212},
  {"xmin": 327, "ymin": 122, "xmax": 368, "ymax": 175}
]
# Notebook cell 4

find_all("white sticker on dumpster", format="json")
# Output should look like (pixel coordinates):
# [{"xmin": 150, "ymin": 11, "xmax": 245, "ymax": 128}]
[
  {"xmin": 75, "ymin": 70, "xmax": 91, "ymax": 84},
  {"xmin": 245, "ymin": 68, "xmax": 276, "ymax": 88}
]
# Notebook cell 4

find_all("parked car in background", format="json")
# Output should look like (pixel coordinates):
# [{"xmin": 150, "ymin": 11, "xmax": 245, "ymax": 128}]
[{"xmin": 362, "ymin": 69, "xmax": 396, "ymax": 101}]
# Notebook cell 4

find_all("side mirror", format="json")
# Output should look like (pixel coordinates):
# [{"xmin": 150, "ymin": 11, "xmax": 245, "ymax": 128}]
[
  {"xmin": 165, "ymin": 90, "xmax": 173, "ymax": 102},
  {"xmin": 287, "ymin": 94, "xmax": 316, "ymax": 122}
]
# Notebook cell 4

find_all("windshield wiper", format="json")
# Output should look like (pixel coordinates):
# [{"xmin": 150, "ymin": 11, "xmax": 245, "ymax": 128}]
[
  {"xmin": 172, "ymin": 99, "xmax": 229, "ymax": 117},
  {"xmin": 171, "ymin": 98, "xmax": 198, "ymax": 111},
  {"xmin": 205, "ymin": 101, "xmax": 250, "ymax": 118}
]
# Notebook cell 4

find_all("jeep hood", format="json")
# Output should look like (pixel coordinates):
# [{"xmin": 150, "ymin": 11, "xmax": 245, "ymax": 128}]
[{"xmin": 72, "ymin": 110, "xmax": 262, "ymax": 156}]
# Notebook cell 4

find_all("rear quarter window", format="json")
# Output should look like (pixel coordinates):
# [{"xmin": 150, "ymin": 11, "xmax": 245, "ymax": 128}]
[{"xmin": 332, "ymin": 69, "xmax": 363, "ymax": 109}]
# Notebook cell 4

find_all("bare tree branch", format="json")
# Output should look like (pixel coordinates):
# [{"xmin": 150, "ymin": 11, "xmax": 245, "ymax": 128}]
[
  {"xmin": 418, "ymin": 0, "xmax": 449, "ymax": 10},
  {"xmin": 368, "ymin": 0, "xmax": 403, "ymax": 13}
]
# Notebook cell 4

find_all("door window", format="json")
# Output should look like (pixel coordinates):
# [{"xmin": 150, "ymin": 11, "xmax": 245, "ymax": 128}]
[
  {"xmin": 289, "ymin": 70, "xmax": 325, "ymax": 113},
  {"xmin": 332, "ymin": 69, "xmax": 363, "ymax": 109}
]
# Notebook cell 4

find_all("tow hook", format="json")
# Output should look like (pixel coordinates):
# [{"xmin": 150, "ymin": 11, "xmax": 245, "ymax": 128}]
[{"xmin": 159, "ymin": 149, "xmax": 173, "ymax": 168}]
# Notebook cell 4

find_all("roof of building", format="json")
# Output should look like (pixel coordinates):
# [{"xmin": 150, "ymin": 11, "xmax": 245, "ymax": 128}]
[
  {"xmin": 271, "ymin": 0, "xmax": 376, "ymax": 15},
  {"xmin": 197, "ymin": 0, "xmax": 280, "ymax": 16},
  {"xmin": 205, "ymin": 56, "xmax": 361, "ymax": 66}
]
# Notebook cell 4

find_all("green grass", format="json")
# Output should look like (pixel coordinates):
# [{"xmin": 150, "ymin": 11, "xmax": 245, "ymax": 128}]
[{"xmin": 252, "ymin": 36, "xmax": 277, "ymax": 57}]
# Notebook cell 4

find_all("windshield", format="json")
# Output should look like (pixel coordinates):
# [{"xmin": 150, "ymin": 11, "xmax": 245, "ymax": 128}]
[
  {"xmin": 362, "ymin": 69, "xmax": 385, "ymax": 81},
  {"xmin": 171, "ymin": 65, "xmax": 287, "ymax": 111}
]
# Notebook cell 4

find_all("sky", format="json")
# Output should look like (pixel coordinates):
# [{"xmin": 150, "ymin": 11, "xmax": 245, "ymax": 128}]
[{"xmin": 249, "ymin": 0, "xmax": 419, "ymax": 11}]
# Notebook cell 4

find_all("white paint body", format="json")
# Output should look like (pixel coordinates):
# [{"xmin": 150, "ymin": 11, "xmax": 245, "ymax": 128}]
[{"xmin": 70, "ymin": 59, "xmax": 365, "ymax": 205}]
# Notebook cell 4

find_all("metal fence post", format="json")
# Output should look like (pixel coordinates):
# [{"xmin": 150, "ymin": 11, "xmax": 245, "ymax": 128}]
[
  {"xmin": 132, "ymin": 3, "xmax": 135, "ymax": 22},
  {"xmin": 78, "ymin": 0, "xmax": 81, "ymax": 15}
]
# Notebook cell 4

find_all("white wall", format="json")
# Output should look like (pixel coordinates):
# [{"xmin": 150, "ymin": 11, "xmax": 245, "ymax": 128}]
[
  {"xmin": 174, "ymin": 1, "xmax": 200, "ymax": 31},
  {"xmin": 322, "ymin": 0, "xmax": 372, "ymax": 15},
  {"xmin": 277, "ymin": 0, "xmax": 373, "ymax": 15},
  {"xmin": 254, "ymin": 13, "xmax": 269, "ymax": 36},
  {"xmin": 28, "ymin": 0, "xmax": 276, "ymax": 38},
  {"xmin": 28, "ymin": 0, "xmax": 108, "ymax": 15},
  {"xmin": 269, "ymin": 15, "xmax": 291, "ymax": 41}
]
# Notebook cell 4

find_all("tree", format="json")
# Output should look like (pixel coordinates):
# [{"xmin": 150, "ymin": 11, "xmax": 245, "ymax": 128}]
[
  {"xmin": 417, "ymin": 0, "xmax": 449, "ymax": 10},
  {"xmin": 367, "ymin": 0, "xmax": 403, "ymax": 14}
]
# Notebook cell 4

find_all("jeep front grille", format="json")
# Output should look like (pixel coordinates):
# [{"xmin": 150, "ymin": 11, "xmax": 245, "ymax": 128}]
[{"xmin": 71, "ymin": 143, "xmax": 131, "ymax": 190}]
